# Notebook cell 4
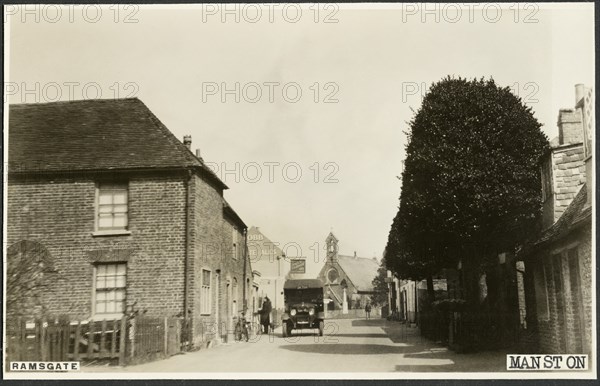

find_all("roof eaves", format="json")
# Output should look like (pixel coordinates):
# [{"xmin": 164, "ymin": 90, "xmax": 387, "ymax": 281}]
[
  {"xmin": 223, "ymin": 200, "xmax": 247, "ymax": 229},
  {"xmin": 529, "ymin": 187, "xmax": 588, "ymax": 250},
  {"xmin": 7, "ymin": 165, "xmax": 189, "ymax": 177}
]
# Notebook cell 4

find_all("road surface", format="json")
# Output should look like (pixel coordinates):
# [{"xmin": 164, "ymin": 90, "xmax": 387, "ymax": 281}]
[{"xmin": 85, "ymin": 318, "xmax": 507, "ymax": 373}]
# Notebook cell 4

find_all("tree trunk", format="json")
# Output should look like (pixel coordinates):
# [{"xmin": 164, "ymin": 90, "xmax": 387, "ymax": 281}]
[
  {"xmin": 462, "ymin": 245, "xmax": 480, "ymax": 307},
  {"xmin": 426, "ymin": 275, "xmax": 435, "ymax": 303}
]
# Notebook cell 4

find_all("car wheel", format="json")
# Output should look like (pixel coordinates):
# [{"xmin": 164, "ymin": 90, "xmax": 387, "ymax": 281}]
[
  {"xmin": 318, "ymin": 321, "xmax": 324, "ymax": 337},
  {"xmin": 286, "ymin": 322, "xmax": 293, "ymax": 337}
]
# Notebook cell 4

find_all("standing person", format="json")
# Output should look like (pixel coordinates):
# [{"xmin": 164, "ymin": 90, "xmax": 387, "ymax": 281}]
[
  {"xmin": 365, "ymin": 303, "xmax": 372, "ymax": 320},
  {"xmin": 260, "ymin": 296, "xmax": 272, "ymax": 334}
]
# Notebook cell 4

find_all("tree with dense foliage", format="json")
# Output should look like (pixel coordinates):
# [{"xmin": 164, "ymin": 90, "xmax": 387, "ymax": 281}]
[
  {"xmin": 370, "ymin": 260, "xmax": 389, "ymax": 307},
  {"xmin": 385, "ymin": 77, "xmax": 548, "ymax": 303}
]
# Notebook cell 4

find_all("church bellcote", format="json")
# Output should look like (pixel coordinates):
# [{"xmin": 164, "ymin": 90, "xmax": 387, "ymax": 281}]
[{"xmin": 325, "ymin": 232, "xmax": 339, "ymax": 263}]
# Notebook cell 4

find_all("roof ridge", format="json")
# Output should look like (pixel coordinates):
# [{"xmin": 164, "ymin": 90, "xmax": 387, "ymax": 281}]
[
  {"xmin": 133, "ymin": 99, "xmax": 201, "ymax": 168},
  {"xmin": 338, "ymin": 254, "xmax": 378, "ymax": 261},
  {"xmin": 9, "ymin": 97, "xmax": 140, "ymax": 108},
  {"xmin": 132, "ymin": 99, "xmax": 228, "ymax": 189},
  {"xmin": 9, "ymin": 98, "xmax": 225, "ymax": 183}
]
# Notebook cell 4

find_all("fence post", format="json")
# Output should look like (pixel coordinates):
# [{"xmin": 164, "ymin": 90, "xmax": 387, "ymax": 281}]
[
  {"xmin": 118, "ymin": 317, "xmax": 127, "ymax": 366},
  {"xmin": 163, "ymin": 317, "xmax": 168, "ymax": 356},
  {"xmin": 176, "ymin": 319, "xmax": 181, "ymax": 353},
  {"xmin": 111, "ymin": 319, "xmax": 118, "ymax": 358},
  {"xmin": 130, "ymin": 317, "xmax": 136, "ymax": 359},
  {"xmin": 40, "ymin": 320, "xmax": 47, "ymax": 361},
  {"xmin": 18, "ymin": 318, "xmax": 24, "ymax": 361},
  {"xmin": 61, "ymin": 321, "xmax": 70, "ymax": 361},
  {"xmin": 87, "ymin": 320, "xmax": 95, "ymax": 359},
  {"xmin": 35, "ymin": 320, "xmax": 42, "ymax": 361},
  {"xmin": 74, "ymin": 321, "xmax": 81, "ymax": 361},
  {"xmin": 100, "ymin": 320, "xmax": 107, "ymax": 356}
]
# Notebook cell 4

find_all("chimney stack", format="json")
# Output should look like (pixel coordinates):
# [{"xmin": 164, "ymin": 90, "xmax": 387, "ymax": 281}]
[
  {"xmin": 183, "ymin": 135, "xmax": 192, "ymax": 150},
  {"xmin": 557, "ymin": 109, "xmax": 583, "ymax": 145},
  {"xmin": 195, "ymin": 148, "xmax": 204, "ymax": 162},
  {"xmin": 575, "ymin": 84, "xmax": 585, "ymax": 105},
  {"xmin": 543, "ymin": 84, "xmax": 590, "ymax": 226}
]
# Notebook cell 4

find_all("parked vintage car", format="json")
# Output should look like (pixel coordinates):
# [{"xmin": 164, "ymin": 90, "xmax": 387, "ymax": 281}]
[{"xmin": 281, "ymin": 279, "xmax": 325, "ymax": 337}]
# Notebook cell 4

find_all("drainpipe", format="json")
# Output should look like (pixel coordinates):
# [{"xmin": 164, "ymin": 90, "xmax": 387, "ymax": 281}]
[
  {"xmin": 242, "ymin": 227, "xmax": 248, "ymax": 311},
  {"xmin": 183, "ymin": 169, "xmax": 193, "ymax": 328}
]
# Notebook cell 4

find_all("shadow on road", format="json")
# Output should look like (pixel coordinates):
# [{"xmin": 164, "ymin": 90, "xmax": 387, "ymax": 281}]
[
  {"xmin": 381, "ymin": 326, "xmax": 420, "ymax": 344},
  {"xmin": 350, "ymin": 319, "xmax": 386, "ymax": 327},
  {"xmin": 394, "ymin": 364, "xmax": 458, "ymax": 372},
  {"xmin": 324, "ymin": 333, "xmax": 389, "ymax": 339},
  {"xmin": 279, "ymin": 343, "xmax": 415, "ymax": 355},
  {"xmin": 395, "ymin": 357, "xmax": 507, "ymax": 373}
]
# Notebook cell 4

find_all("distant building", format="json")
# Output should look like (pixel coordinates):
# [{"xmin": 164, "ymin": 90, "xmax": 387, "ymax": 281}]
[
  {"xmin": 6, "ymin": 98, "xmax": 253, "ymax": 349},
  {"xmin": 386, "ymin": 273, "xmax": 448, "ymax": 325},
  {"xmin": 317, "ymin": 232, "xmax": 380, "ymax": 310},
  {"xmin": 521, "ymin": 84, "xmax": 593, "ymax": 355},
  {"xmin": 247, "ymin": 226, "xmax": 289, "ymax": 311}
]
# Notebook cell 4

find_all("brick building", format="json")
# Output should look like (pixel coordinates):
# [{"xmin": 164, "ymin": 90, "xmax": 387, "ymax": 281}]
[
  {"xmin": 6, "ymin": 98, "xmax": 253, "ymax": 349},
  {"xmin": 520, "ymin": 84, "xmax": 593, "ymax": 355},
  {"xmin": 317, "ymin": 232, "xmax": 380, "ymax": 310}
]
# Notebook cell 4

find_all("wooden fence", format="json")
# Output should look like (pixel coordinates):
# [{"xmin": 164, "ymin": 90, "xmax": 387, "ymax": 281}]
[
  {"xmin": 128, "ymin": 317, "xmax": 182, "ymax": 365},
  {"xmin": 6, "ymin": 316, "xmax": 183, "ymax": 367}
]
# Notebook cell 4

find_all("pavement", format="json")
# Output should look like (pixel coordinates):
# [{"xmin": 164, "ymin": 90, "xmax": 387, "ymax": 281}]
[{"xmin": 84, "ymin": 318, "xmax": 508, "ymax": 373}]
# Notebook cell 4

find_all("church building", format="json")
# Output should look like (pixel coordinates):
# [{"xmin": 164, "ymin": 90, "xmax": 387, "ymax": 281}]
[{"xmin": 317, "ymin": 232, "xmax": 380, "ymax": 310}]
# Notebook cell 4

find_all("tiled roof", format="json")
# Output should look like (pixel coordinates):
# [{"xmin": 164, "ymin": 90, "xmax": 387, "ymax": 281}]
[
  {"xmin": 534, "ymin": 185, "xmax": 590, "ymax": 247},
  {"xmin": 8, "ymin": 98, "xmax": 225, "ymax": 188},
  {"xmin": 337, "ymin": 254, "xmax": 380, "ymax": 292},
  {"xmin": 223, "ymin": 199, "xmax": 247, "ymax": 229}
]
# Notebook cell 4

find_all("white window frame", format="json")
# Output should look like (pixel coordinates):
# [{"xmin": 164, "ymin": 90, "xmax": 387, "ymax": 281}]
[
  {"xmin": 94, "ymin": 182, "xmax": 131, "ymax": 236},
  {"xmin": 92, "ymin": 262, "xmax": 127, "ymax": 320},
  {"xmin": 201, "ymin": 268, "xmax": 212, "ymax": 315}
]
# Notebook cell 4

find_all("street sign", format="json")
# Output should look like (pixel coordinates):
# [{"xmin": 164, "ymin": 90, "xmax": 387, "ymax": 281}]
[{"xmin": 290, "ymin": 259, "xmax": 306, "ymax": 274}]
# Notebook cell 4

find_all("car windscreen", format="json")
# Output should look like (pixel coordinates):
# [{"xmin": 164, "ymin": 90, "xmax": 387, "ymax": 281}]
[{"xmin": 284, "ymin": 288, "xmax": 323, "ymax": 304}]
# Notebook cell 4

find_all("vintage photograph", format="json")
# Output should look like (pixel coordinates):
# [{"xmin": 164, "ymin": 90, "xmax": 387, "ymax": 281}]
[{"xmin": 2, "ymin": 2, "xmax": 596, "ymax": 380}]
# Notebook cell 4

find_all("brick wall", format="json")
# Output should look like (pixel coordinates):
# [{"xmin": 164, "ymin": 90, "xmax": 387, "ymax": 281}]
[
  {"xmin": 557, "ymin": 109, "xmax": 583, "ymax": 145},
  {"xmin": 190, "ymin": 174, "xmax": 251, "ymax": 348},
  {"xmin": 529, "ymin": 226, "xmax": 592, "ymax": 355},
  {"xmin": 8, "ymin": 170, "xmax": 253, "ymax": 350},
  {"xmin": 551, "ymin": 146, "xmax": 586, "ymax": 222},
  {"xmin": 7, "ymin": 172, "xmax": 188, "ymax": 320},
  {"xmin": 577, "ymin": 227, "xmax": 592, "ymax": 355},
  {"xmin": 542, "ymin": 145, "xmax": 585, "ymax": 227}
]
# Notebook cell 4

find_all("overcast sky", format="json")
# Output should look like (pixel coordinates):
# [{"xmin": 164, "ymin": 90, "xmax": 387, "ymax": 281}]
[{"xmin": 6, "ymin": 3, "xmax": 594, "ymax": 277}]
